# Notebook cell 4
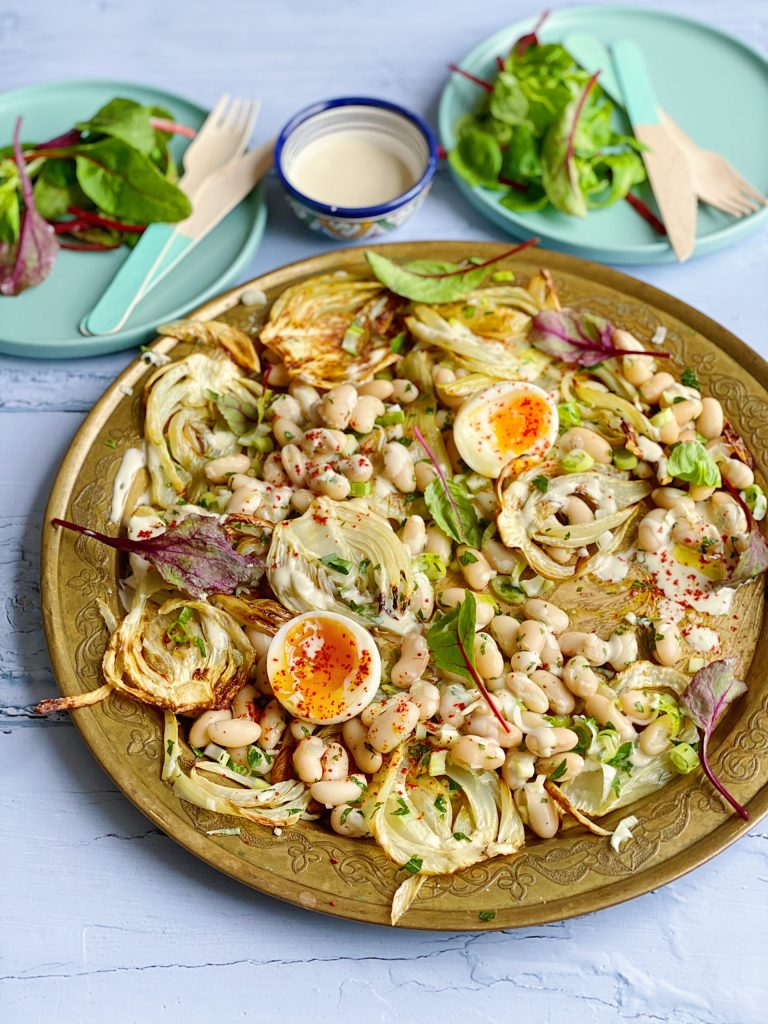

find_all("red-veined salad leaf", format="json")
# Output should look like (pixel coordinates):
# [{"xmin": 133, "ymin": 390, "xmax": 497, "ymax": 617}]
[
  {"xmin": 680, "ymin": 658, "xmax": 749, "ymax": 820},
  {"xmin": 712, "ymin": 526, "xmax": 768, "ymax": 590},
  {"xmin": 365, "ymin": 241, "xmax": 538, "ymax": 303},
  {"xmin": 414, "ymin": 425, "xmax": 482, "ymax": 546},
  {"xmin": 52, "ymin": 514, "xmax": 263, "ymax": 599},
  {"xmin": 529, "ymin": 307, "xmax": 664, "ymax": 367},
  {"xmin": 426, "ymin": 592, "xmax": 510, "ymax": 732},
  {"xmin": 540, "ymin": 73, "xmax": 599, "ymax": 217},
  {"xmin": 0, "ymin": 118, "xmax": 58, "ymax": 296}
]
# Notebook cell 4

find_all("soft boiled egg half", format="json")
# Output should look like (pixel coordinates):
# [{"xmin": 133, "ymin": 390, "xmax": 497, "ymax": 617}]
[
  {"xmin": 266, "ymin": 610, "xmax": 381, "ymax": 725},
  {"xmin": 453, "ymin": 381, "xmax": 558, "ymax": 478}
]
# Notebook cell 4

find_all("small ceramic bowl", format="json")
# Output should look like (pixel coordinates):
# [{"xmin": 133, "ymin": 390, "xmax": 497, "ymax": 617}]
[{"xmin": 275, "ymin": 97, "xmax": 438, "ymax": 240}]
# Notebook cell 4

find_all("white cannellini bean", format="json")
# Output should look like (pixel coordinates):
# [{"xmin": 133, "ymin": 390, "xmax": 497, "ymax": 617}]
[
  {"xmin": 525, "ymin": 726, "xmax": 578, "ymax": 758},
  {"xmin": 384, "ymin": 441, "xmax": 416, "ymax": 492},
  {"xmin": 638, "ymin": 508, "xmax": 672, "ymax": 552},
  {"xmin": 696, "ymin": 397, "xmax": 724, "ymax": 440},
  {"xmin": 189, "ymin": 710, "xmax": 231, "ymax": 750},
  {"xmin": 316, "ymin": 384, "xmax": 358, "ymax": 429},
  {"xmin": 409, "ymin": 571, "xmax": 435, "ymax": 620},
  {"xmin": 291, "ymin": 488, "xmax": 314, "ymax": 513},
  {"xmin": 204, "ymin": 453, "xmax": 250, "ymax": 483},
  {"xmin": 273, "ymin": 417, "xmax": 303, "ymax": 447},
  {"xmin": 502, "ymin": 749, "xmax": 536, "ymax": 790},
  {"xmin": 280, "ymin": 443, "xmax": 308, "ymax": 486},
  {"xmin": 559, "ymin": 427, "xmax": 612, "ymax": 464},
  {"xmin": 310, "ymin": 776, "xmax": 366, "ymax": 808},
  {"xmin": 557, "ymin": 632, "xmax": 608, "ymax": 664},
  {"xmin": 490, "ymin": 615, "xmax": 520, "ymax": 656},
  {"xmin": 391, "ymin": 633, "xmax": 429, "ymax": 687},
  {"xmin": 349, "ymin": 395, "xmax": 385, "ymax": 433},
  {"xmin": 367, "ymin": 697, "xmax": 420, "ymax": 753},
  {"xmin": 391, "ymin": 378, "xmax": 419, "ymax": 403},
  {"xmin": 259, "ymin": 700, "xmax": 287, "ymax": 750},
  {"xmin": 652, "ymin": 486, "xmax": 693, "ymax": 511},
  {"xmin": 531, "ymin": 669, "xmax": 575, "ymax": 715},
  {"xmin": 636, "ymin": 435, "xmax": 664, "ymax": 463},
  {"xmin": 337, "ymin": 454, "xmax": 373, "ymax": 482},
  {"xmin": 244, "ymin": 623, "xmax": 271, "ymax": 657},
  {"xmin": 606, "ymin": 630, "xmax": 638, "ymax": 671},
  {"xmin": 457, "ymin": 545, "xmax": 495, "ymax": 590},
  {"xmin": 207, "ymin": 717, "xmax": 262, "ymax": 749},
  {"xmin": 301, "ymin": 427, "xmax": 347, "ymax": 455},
  {"xmin": 450, "ymin": 734, "xmax": 506, "ymax": 771},
  {"xmin": 515, "ymin": 619, "xmax": 548, "ymax": 654},
  {"xmin": 289, "ymin": 720, "xmax": 317, "ymax": 742},
  {"xmin": 330, "ymin": 804, "xmax": 371, "ymax": 837},
  {"xmin": 309, "ymin": 465, "xmax": 351, "ymax": 500},
  {"xmin": 620, "ymin": 689, "xmax": 655, "ymax": 723},
  {"xmin": 438, "ymin": 587, "xmax": 495, "ymax": 628},
  {"xmin": 358, "ymin": 379, "xmax": 394, "ymax": 400},
  {"xmin": 401, "ymin": 515, "xmax": 427, "ymax": 556},
  {"xmin": 293, "ymin": 736, "xmax": 326, "ymax": 784},
  {"xmin": 414, "ymin": 461, "xmax": 438, "ymax": 492},
  {"xmin": 523, "ymin": 598, "xmax": 570, "ymax": 634},
  {"xmin": 289, "ymin": 382, "xmax": 321, "ymax": 420},
  {"xmin": 481, "ymin": 536, "xmax": 519, "ymax": 574},
  {"xmin": 671, "ymin": 398, "xmax": 703, "ymax": 425},
  {"xmin": 537, "ymin": 751, "xmax": 585, "ymax": 782},
  {"xmin": 409, "ymin": 679, "xmax": 440, "ymax": 720},
  {"xmin": 232, "ymin": 683, "xmax": 260, "ymax": 721},
  {"xmin": 640, "ymin": 371, "xmax": 675, "ymax": 403},
  {"xmin": 653, "ymin": 621, "xmax": 682, "ymax": 667},
  {"xmin": 262, "ymin": 451, "xmax": 290, "ymax": 485},
  {"xmin": 584, "ymin": 694, "xmax": 636, "ymax": 742},
  {"xmin": 505, "ymin": 672, "xmax": 550, "ymax": 714},
  {"xmin": 342, "ymin": 718, "xmax": 382, "ymax": 774},
  {"xmin": 425, "ymin": 526, "xmax": 452, "ymax": 562},
  {"xmin": 252, "ymin": 653, "xmax": 272, "ymax": 695},
  {"xmin": 639, "ymin": 716, "xmax": 675, "ymax": 756},
  {"xmin": 473, "ymin": 633, "xmax": 504, "ymax": 679},
  {"xmin": 522, "ymin": 779, "xmax": 560, "ymax": 839},
  {"xmin": 320, "ymin": 742, "xmax": 349, "ymax": 781},
  {"xmin": 562, "ymin": 656, "xmax": 599, "ymax": 698},
  {"xmin": 721, "ymin": 458, "xmax": 754, "ymax": 490},
  {"xmin": 510, "ymin": 650, "xmax": 540, "ymax": 675},
  {"xmin": 564, "ymin": 495, "xmax": 594, "ymax": 525},
  {"xmin": 269, "ymin": 393, "xmax": 302, "ymax": 423}
]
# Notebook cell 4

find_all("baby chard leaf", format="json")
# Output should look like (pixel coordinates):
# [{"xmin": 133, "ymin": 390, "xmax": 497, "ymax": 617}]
[
  {"xmin": 52, "ymin": 514, "xmax": 263, "ymax": 599},
  {"xmin": 73, "ymin": 138, "xmax": 192, "ymax": 223},
  {"xmin": 540, "ymin": 73, "xmax": 599, "ymax": 217},
  {"xmin": 680, "ymin": 658, "xmax": 748, "ymax": 820}
]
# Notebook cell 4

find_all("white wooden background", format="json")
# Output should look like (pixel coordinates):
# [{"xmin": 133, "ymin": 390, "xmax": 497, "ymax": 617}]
[{"xmin": 2, "ymin": 1, "xmax": 767, "ymax": 1021}]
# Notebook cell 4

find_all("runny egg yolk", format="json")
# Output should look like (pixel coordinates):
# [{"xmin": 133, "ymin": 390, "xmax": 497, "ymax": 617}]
[
  {"xmin": 488, "ymin": 390, "xmax": 554, "ymax": 459},
  {"xmin": 453, "ymin": 381, "xmax": 558, "ymax": 478},
  {"xmin": 267, "ymin": 611, "xmax": 381, "ymax": 725}
]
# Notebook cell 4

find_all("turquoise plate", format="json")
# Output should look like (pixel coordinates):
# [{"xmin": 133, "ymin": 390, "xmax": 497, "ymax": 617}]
[
  {"xmin": 438, "ymin": 6, "xmax": 768, "ymax": 264},
  {"xmin": 0, "ymin": 80, "xmax": 267, "ymax": 359}
]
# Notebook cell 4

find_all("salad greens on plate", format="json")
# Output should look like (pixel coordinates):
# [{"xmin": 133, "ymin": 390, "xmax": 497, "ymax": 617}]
[
  {"xmin": 448, "ymin": 14, "xmax": 648, "ymax": 219},
  {"xmin": 0, "ymin": 97, "xmax": 193, "ymax": 296}
]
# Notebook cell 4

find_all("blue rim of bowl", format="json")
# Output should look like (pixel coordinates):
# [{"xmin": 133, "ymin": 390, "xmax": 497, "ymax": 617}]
[{"xmin": 274, "ymin": 96, "xmax": 439, "ymax": 218}]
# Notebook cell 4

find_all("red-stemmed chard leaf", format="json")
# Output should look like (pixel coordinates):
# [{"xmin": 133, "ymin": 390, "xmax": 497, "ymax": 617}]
[
  {"xmin": 513, "ymin": 9, "xmax": 551, "ymax": 56},
  {"xmin": 0, "ymin": 118, "xmax": 59, "ymax": 295},
  {"xmin": 66, "ymin": 206, "xmax": 146, "ymax": 233},
  {"xmin": 414, "ymin": 426, "xmax": 482, "ymax": 547},
  {"xmin": 713, "ymin": 525, "xmax": 768, "ymax": 590},
  {"xmin": 529, "ymin": 307, "xmax": 669, "ymax": 366},
  {"xmin": 448, "ymin": 64, "xmax": 493, "ymax": 92},
  {"xmin": 409, "ymin": 238, "xmax": 539, "ymax": 279},
  {"xmin": 680, "ymin": 658, "xmax": 749, "ymax": 820},
  {"xmin": 52, "ymin": 514, "xmax": 263, "ymax": 599},
  {"xmin": 625, "ymin": 192, "xmax": 667, "ymax": 235},
  {"xmin": 149, "ymin": 117, "xmax": 196, "ymax": 138},
  {"xmin": 540, "ymin": 73, "xmax": 599, "ymax": 217},
  {"xmin": 426, "ymin": 592, "xmax": 511, "ymax": 732}
]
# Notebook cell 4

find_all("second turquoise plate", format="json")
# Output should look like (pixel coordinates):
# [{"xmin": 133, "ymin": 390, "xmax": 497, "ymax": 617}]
[
  {"xmin": 438, "ymin": 6, "xmax": 768, "ymax": 264},
  {"xmin": 0, "ymin": 79, "xmax": 267, "ymax": 359}
]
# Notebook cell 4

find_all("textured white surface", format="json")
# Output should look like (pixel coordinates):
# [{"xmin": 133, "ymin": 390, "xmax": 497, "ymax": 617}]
[{"xmin": 1, "ymin": 1, "xmax": 767, "ymax": 1021}]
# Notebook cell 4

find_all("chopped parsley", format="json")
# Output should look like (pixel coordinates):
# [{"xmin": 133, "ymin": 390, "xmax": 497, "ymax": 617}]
[
  {"xmin": 458, "ymin": 550, "xmax": 479, "ymax": 566},
  {"xmin": 680, "ymin": 367, "xmax": 700, "ymax": 390},
  {"xmin": 434, "ymin": 795, "xmax": 448, "ymax": 815},
  {"xmin": 104, "ymin": 438, "xmax": 118, "ymax": 450},
  {"xmin": 478, "ymin": 910, "xmax": 497, "ymax": 922},
  {"xmin": 319, "ymin": 554, "xmax": 353, "ymax": 575},
  {"xmin": 392, "ymin": 797, "xmax": 410, "ymax": 817},
  {"xmin": 402, "ymin": 855, "xmax": 423, "ymax": 874},
  {"xmin": 549, "ymin": 759, "xmax": 568, "ymax": 782},
  {"xmin": 452, "ymin": 831, "xmax": 471, "ymax": 841},
  {"xmin": 532, "ymin": 475, "xmax": 549, "ymax": 493}
]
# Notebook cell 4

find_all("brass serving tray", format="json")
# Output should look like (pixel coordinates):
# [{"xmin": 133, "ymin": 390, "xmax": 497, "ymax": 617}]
[{"xmin": 41, "ymin": 243, "xmax": 768, "ymax": 930}]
